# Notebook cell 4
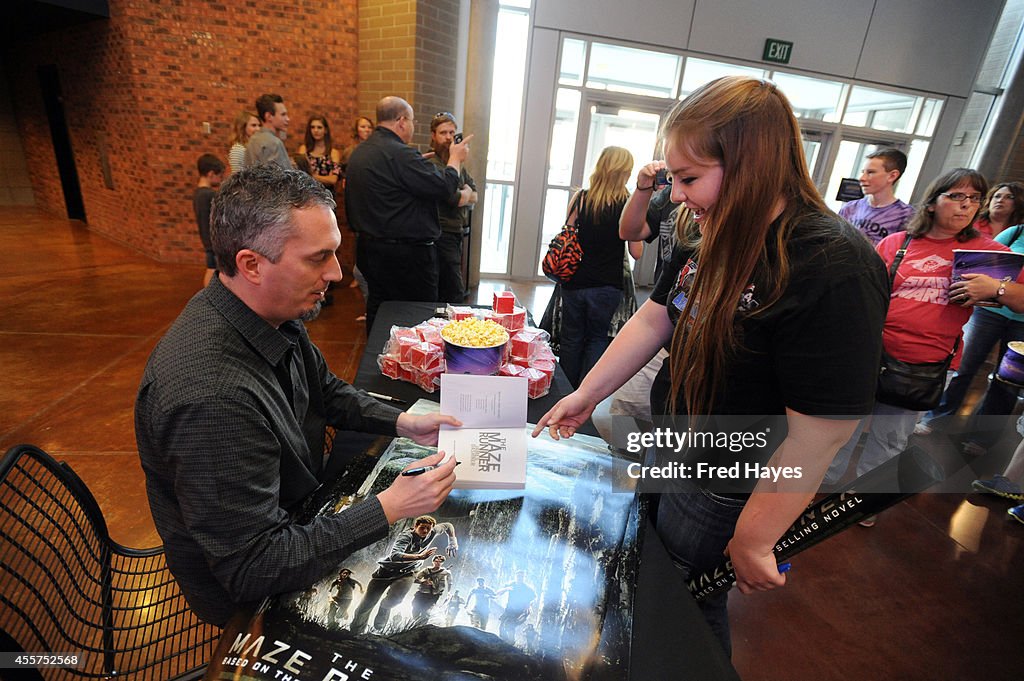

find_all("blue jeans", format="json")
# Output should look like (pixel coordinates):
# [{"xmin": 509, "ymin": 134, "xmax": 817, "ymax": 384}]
[
  {"xmin": 922, "ymin": 308, "xmax": 1024, "ymax": 424},
  {"xmin": 653, "ymin": 480, "xmax": 746, "ymax": 657},
  {"xmin": 824, "ymin": 402, "xmax": 919, "ymax": 485},
  {"xmin": 558, "ymin": 285, "xmax": 621, "ymax": 388}
]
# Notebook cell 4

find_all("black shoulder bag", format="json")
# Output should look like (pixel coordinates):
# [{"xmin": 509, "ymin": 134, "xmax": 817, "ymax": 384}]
[{"xmin": 876, "ymin": 234, "xmax": 960, "ymax": 411}]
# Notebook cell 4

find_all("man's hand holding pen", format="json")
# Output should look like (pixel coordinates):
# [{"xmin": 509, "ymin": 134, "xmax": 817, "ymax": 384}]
[{"xmin": 377, "ymin": 450, "xmax": 458, "ymax": 523}]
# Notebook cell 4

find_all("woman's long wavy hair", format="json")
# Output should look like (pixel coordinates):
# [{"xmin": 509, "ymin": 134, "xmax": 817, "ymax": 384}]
[
  {"xmin": 904, "ymin": 168, "xmax": 988, "ymax": 241},
  {"xmin": 303, "ymin": 114, "xmax": 334, "ymax": 156},
  {"xmin": 584, "ymin": 146, "xmax": 634, "ymax": 214},
  {"xmin": 663, "ymin": 76, "xmax": 828, "ymax": 417},
  {"xmin": 228, "ymin": 110, "xmax": 258, "ymax": 147},
  {"xmin": 351, "ymin": 116, "xmax": 374, "ymax": 141}
]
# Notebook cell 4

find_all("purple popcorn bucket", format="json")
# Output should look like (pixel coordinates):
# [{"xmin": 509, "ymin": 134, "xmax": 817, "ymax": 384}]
[
  {"xmin": 443, "ymin": 339, "xmax": 507, "ymax": 375},
  {"xmin": 996, "ymin": 341, "xmax": 1024, "ymax": 388}
]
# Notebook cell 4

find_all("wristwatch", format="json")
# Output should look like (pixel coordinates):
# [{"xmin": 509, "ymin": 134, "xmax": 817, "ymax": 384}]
[{"xmin": 997, "ymin": 276, "xmax": 1011, "ymax": 300}]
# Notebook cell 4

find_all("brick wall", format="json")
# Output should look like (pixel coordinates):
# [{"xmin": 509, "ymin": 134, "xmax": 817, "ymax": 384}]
[
  {"xmin": 358, "ymin": 0, "xmax": 417, "ymax": 130},
  {"xmin": 0, "ymin": 57, "xmax": 33, "ymax": 206},
  {"xmin": 3, "ymin": 0, "xmax": 360, "ymax": 263},
  {"xmin": 413, "ymin": 0, "xmax": 459, "ymax": 148},
  {"xmin": 358, "ymin": 0, "xmax": 459, "ymax": 149}
]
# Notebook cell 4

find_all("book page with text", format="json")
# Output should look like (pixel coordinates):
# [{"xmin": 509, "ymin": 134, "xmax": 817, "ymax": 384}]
[{"xmin": 439, "ymin": 374, "xmax": 528, "ymax": 428}]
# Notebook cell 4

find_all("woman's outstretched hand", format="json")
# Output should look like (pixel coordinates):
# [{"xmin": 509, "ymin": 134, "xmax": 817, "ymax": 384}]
[{"xmin": 531, "ymin": 391, "xmax": 597, "ymax": 440}]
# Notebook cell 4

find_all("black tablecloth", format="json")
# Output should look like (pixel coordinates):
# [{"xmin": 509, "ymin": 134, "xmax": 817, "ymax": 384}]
[
  {"xmin": 354, "ymin": 300, "xmax": 597, "ymax": 436},
  {"xmin": 631, "ymin": 516, "xmax": 741, "ymax": 681}
]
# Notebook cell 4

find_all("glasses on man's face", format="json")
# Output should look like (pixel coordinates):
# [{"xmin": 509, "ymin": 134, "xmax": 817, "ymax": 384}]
[{"xmin": 940, "ymin": 192, "xmax": 984, "ymax": 204}]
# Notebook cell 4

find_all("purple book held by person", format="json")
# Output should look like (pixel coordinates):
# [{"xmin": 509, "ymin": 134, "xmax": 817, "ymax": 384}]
[{"xmin": 952, "ymin": 250, "xmax": 1024, "ymax": 306}]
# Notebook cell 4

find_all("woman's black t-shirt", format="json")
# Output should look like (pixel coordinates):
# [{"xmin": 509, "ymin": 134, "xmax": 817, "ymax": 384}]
[
  {"xmin": 563, "ymin": 191, "xmax": 628, "ymax": 290},
  {"xmin": 646, "ymin": 211, "xmax": 889, "ymax": 492}
]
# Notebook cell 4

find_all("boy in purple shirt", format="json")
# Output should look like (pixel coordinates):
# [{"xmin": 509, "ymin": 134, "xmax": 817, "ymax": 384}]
[{"xmin": 839, "ymin": 148, "xmax": 914, "ymax": 245}]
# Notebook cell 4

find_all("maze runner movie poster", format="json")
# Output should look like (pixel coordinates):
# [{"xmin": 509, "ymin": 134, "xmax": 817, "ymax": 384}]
[{"xmin": 205, "ymin": 425, "xmax": 641, "ymax": 681}]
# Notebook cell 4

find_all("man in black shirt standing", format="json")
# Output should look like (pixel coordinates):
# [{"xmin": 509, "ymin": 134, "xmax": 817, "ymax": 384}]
[
  {"xmin": 345, "ymin": 96, "xmax": 472, "ymax": 331},
  {"xmin": 428, "ymin": 111, "xmax": 477, "ymax": 303},
  {"xmin": 135, "ymin": 164, "xmax": 460, "ymax": 626}
]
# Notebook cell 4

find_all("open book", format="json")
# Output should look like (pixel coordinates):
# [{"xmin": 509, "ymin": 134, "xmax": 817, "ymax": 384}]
[{"xmin": 439, "ymin": 373, "xmax": 528, "ymax": 489}]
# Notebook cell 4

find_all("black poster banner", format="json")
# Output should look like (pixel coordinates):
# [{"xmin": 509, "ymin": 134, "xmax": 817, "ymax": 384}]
[{"xmin": 205, "ymin": 428, "xmax": 640, "ymax": 681}]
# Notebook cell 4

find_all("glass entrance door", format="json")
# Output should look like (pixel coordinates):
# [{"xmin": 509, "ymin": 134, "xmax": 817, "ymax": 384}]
[
  {"xmin": 824, "ymin": 138, "xmax": 908, "ymax": 213},
  {"xmin": 575, "ymin": 102, "xmax": 662, "ymax": 192},
  {"xmin": 536, "ymin": 97, "xmax": 665, "ymax": 277}
]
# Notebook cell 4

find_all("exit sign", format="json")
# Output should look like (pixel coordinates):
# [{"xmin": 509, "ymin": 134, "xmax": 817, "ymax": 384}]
[{"xmin": 763, "ymin": 39, "xmax": 793, "ymax": 64}]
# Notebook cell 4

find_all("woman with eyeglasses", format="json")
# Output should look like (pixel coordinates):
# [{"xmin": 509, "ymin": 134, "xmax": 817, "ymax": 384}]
[
  {"xmin": 824, "ymin": 169, "xmax": 1009, "ymax": 499},
  {"xmin": 918, "ymin": 182, "xmax": 1024, "ymax": 453},
  {"xmin": 972, "ymin": 181, "xmax": 1024, "ymax": 237}
]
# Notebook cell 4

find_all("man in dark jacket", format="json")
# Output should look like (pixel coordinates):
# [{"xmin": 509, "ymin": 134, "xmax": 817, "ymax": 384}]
[{"xmin": 345, "ymin": 96, "xmax": 472, "ymax": 331}]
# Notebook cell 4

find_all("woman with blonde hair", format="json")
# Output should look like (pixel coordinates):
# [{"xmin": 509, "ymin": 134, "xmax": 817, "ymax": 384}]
[
  {"xmin": 227, "ymin": 110, "xmax": 260, "ymax": 174},
  {"xmin": 557, "ymin": 145, "xmax": 637, "ymax": 387},
  {"xmin": 533, "ymin": 77, "xmax": 888, "ymax": 653}
]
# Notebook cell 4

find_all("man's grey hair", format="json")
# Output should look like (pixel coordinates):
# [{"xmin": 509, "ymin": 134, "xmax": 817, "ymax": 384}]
[{"xmin": 211, "ymin": 164, "xmax": 336, "ymax": 277}]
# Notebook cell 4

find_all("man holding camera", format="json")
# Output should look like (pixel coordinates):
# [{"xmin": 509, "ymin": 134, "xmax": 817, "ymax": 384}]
[
  {"xmin": 429, "ymin": 112, "xmax": 477, "ymax": 303},
  {"xmin": 345, "ymin": 96, "xmax": 473, "ymax": 331},
  {"xmin": 619, "ymin": 160, "xmax": 682, "ymax": 281}
]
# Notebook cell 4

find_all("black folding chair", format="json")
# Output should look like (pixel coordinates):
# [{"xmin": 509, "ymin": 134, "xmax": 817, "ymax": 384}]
[{"xmin": 0, "ymin": 444, "xmax": 219, "ymax": 679}]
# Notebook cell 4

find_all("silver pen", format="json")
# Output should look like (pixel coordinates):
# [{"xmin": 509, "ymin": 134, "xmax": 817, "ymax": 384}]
[
  {"xmin": 403, "ymin": 461, "xmax": 461, "ymax": 476},
  {"xmin": 367, "ymin": 391, "xmax": 408, "ymax": 405}
]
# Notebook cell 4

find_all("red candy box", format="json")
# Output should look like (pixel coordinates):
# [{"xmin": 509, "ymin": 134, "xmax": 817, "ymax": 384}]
[
  {"xmin": 521, "ymin": 367, "xmax": 551, "ymax": 398},
  {"xmin": 499, "ymin": 363, "xmax": 526, "ymax": 377},
  {"xmin": 413, "ymin": 367, "xmax": 442, "ymax": 393},
  {"xmin": 378, "ymin": 356, "xmax": 401, "ymax": 379},
  {"xmin": 409, "ymin": 342, "xmax": 444, "ymax": 372},
  {"xmin": 492, "ymin": 291, "xmax": 517, "ymax": 314},
  {"xmin": 414, "ymin": 323, "xmax": 444, "ymax": 345},
  {"xmin": 491, "ymin": 307, "xmax": 527, "ymax": 333},
  {"xmin": 446, "ymin": 305, "xmax": 476, "ymax": 321},
  {"xmin": 397, "ymin": 337, "xmax": 419, "ymax": 364},
  {"xmin": 510, "ymin": 329, "xmax": 543, "ymax": 358},
  {"xmin": 529, "ymin": 358, "xmax": 556, "ymax": 378}
]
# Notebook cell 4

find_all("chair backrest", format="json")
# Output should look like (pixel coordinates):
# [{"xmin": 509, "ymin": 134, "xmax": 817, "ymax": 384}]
[{"xmin": 0, "ymin": 444, "xmax": 220, "ymax": 679}]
